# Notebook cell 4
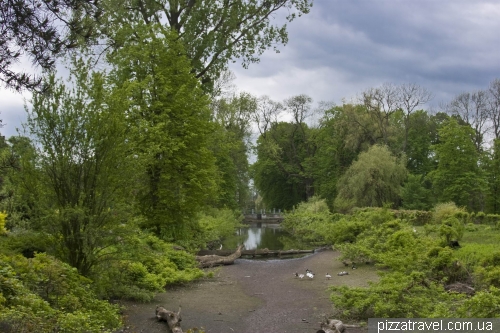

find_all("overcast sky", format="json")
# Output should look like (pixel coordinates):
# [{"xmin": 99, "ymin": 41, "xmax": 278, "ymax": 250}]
[
  {"xmin": 2, "ymin": 0, "xmax": 500, "ymax": 138},
  {"xmin": 229, "ymin": 0, "xmax": 500, "ymax": 109}
]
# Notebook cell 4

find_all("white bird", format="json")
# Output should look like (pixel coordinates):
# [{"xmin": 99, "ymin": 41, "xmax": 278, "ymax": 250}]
[
  {"xmin": 306, "ymin": 271, "xmax": 314, "ymax": 279},
  {"xmin": 325, "ymin": 273, "xmax": 332, "ymax": 280},
  {"xmin": 295, "ymin": 272, "xmax": 305, "ymax": 279}
]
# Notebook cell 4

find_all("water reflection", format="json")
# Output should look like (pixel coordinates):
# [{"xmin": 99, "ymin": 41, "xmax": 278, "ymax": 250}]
[{"xmin": 224, "ymin": 224, "xmax": 287, "ymax": 250}]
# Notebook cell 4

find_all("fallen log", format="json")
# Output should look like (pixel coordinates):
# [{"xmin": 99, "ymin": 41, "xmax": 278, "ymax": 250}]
[
  {"xmin": 317, "ymin": 318, "xmax": 360, "ymax": 333},
  {"xmin": 156, "ymin": 305, "xmax": 183, "ymax": 333},
  {"xmin": 197, "ymin": 248, "xmax": 313, "ymax": 257},
  {"xmin": 196, "ymin": 245, "xmax": 244, "ymax": 268}
]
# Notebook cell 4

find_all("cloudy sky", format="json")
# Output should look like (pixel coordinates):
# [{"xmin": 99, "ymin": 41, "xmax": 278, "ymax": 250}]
[
  {"xmin": 2, "ymin": 0, "xmax": 500, "ymax": 138},
  {"xmin": 229, "ymin": 0, "xmax": 500, "ymax": 109}
]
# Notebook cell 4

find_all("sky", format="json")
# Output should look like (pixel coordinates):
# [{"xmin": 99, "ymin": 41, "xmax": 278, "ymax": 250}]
[{"xmin": 2, "ymin": 0, "xmax": 500, "ymax": 138}]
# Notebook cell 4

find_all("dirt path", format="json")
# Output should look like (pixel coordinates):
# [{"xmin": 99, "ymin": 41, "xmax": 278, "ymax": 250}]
[{"xmin": 118, "ymin": 250, "xmax": 377, "ymax": 333}]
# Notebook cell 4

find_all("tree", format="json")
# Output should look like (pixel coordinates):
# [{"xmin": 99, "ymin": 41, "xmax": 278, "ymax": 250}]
[
  {"xmin": 210, "ymin": 92, "xmax": 255, "ymax": 209},
  {"xmin": 361, "ymin": 83, "xmax": 401, "ymax": 145},
  {"xmin": 487, "ymin": 78, "xmax": 500, "ymax": 140},
  {"xmin": 399, "ymin": 83, "xmax": 432, "ymax": 153},
  {"xmin": 252, "ymin": 95, "xmax": 317, "ymax": 210},
  {"xmin": 445, "ymin": 91, "xmax": 489, "ymax": 152},
  {"xmin": 22, "ymin": 59, "xmax": 134, "ymax": 276},
  {"xmin": 108, "ymin": 24, "xmax": 218, "ymax": 241},
  {"xmin": 252, "ymin": 121, "xmax": 313, "ymax": 210},
  {"xmin": 485, "ymin": 139, "xmax": 500, "ymax": 213},
  {"xmin": 428, "ymin": 118, "xmax": 487, "ymax": 211},
  {"xmin": 100, "ymin": 0, "xmax": 312, "ymax": 91},
  {"xmin": 334, "ymin": 144, "xmax": 407, "ymax": 212},
  {"xmin": 312, "ymin": 104, "xmax": 362, "ymax": 209},
  {"xmin": 1, "ymin": 0, "xmax": 101, "ymax": 91}
]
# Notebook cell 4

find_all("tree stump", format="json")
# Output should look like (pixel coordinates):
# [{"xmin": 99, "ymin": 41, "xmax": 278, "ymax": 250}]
[{"xmin": 156, "ymin": 305, "xmax": 183, "ymax": 333}]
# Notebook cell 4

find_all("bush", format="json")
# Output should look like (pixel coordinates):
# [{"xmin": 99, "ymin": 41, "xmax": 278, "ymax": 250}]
[
  {"xmin": 91, "ymin": 233, "xmax": 204, "ymax": 302},
  {"xmin": 281, "ymin": 197, "xmax": 336, "ymax": 246},
  {"xmin": 0, "ymin": 253, "xmax": 121, "ymax": 333}
]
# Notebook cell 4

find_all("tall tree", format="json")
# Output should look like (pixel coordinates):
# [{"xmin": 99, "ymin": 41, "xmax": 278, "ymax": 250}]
[
  {"xmin": 100, "ymin": 0, "xmax": 312, "ymax": 91},
  {"xmin": 1, "ymin": 0, "xmax": 101, "ymax": 91},
  {"xmin": 108, "ymin": 24, "xmax": 218, "ymax": 241},
  {"xmin": 333, "ymin": 144, "xmax": 407, "ymax": 212},
  {"xmin": 22, "ymin": 59, "xmax": 134, "ymax": 275},
  {"xmin": 428, "ymin": 118, "xmax": 487, "ymax": 211}
]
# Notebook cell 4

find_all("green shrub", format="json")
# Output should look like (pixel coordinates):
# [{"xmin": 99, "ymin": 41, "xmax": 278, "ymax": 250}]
[
  {"xmin": 0, "ymin": 253, "xmax": 121, "ymax": 333},
  {"xmin": 91, "ymin": 233, "xmax": 204, "ymax": 302},
  {"xmin": 281, "ymin": 196, "xmax": 335, "ymax": 246}
]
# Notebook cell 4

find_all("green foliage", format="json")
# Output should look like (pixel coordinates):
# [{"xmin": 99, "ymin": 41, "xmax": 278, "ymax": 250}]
[
  {"xmin": 331, "ymin": 272, "xmax": 462, "ymax": 319},
  {"xmin": 209, "ymin": 93, "xmax": 254, "ymax": 210},
  {"xmin": 101, "ymin": 0, "xmax": 312, "ymax": 92},
  {"xmin": 431, "ymin": 202, "xmax": 467, "ymax": 244},
  {"xmin": 91, "ymin": 233, "xmax": 204, "ymax": 302},
  {"xmin": 0, "ymin": 211, "xmax": 7, "ymax": 235},
  {"xmin": 21, "ymin": 58, "xmax": 135, "ymax": 276},
  {"xmin": 456, "ymin": 286, "xmax": 500, "ymax": 317},
  {"xmin": 393, "ymin": 209, "xmax": 433, "ymax": 226},
  {"xmin": 281, "ymin": 196, "xmax": 336, "ymax": 246},
  {"xmin": 401, "ymin": 174, "xmax": 432, "ymax": 210},
  {"xmin": 428, "ymin": 118, "xmax": 488, "ymax": 210},
  {"xmin": 196, "ymin": 208, "xmax": 243, "ymax": 250},
  {"xmin": 109, "ymin": 24, "xmax": 218, "ymax": 242},
  {"xmin": 0, "ymin": 253, "xmax": 121, "ymax": 333},
  {"xmin": 334, "ymin": 145, "xmax": 407, "ymax": 212},
  {"xmin": 252, "ymin": 119, "xmax": 316, "ymax": 210}
]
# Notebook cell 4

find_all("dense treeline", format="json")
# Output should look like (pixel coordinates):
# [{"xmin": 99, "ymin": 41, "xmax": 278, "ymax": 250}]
[{"xmin": 252, "ymin": 81, "xmax": 500, "ymax": 214}]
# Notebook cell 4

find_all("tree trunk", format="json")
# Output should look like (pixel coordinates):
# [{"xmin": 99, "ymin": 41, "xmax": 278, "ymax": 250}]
[
  {"xmin": 196, "ymin": 245, "xmax": 244, "ymax": 268},
  {"xmin": 156, "ymin": 306, "xmax": 183, "ymax": 333}
]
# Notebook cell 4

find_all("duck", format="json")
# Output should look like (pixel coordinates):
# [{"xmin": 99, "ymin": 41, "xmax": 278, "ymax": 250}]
[
  {"xmin": 352, "ymin": 263, "xmax": 357, "ymax": 270},
  {"xmin": 305, "ymin": 269, "xmax": 314, "ymax": 278},
  {"xmin": 337, "ymin": 271, "xmax": 349, "ymax": 276},
  {"xmin": 295, "ymin": 272, "xmax": 305, "ymax": 279},
  {"xmin": 325, "ymin": 273, "xmax": 332, "ymax": 280}
]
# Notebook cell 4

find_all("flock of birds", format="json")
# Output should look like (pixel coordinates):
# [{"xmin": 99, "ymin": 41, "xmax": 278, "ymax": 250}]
[{"xmin": 294, "ymin": 263, "xmax": 357, "ymax": 280}]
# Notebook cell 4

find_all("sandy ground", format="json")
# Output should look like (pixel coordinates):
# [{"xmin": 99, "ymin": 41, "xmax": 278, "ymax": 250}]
[{"xmin": 118, "ymin": 250, "xmax": 378, "ymax": 333}]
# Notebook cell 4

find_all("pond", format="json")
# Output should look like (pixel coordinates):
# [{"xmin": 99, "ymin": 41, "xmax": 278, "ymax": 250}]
[{"xmin": 222, "ymin": 223, "xmax": 293, "ymax": 251}]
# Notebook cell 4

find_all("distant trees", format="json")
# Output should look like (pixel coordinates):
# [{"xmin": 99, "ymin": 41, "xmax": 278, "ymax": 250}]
[{"xmin": 252, "ymin": 94, "xmax": 317, "ymax": 210}]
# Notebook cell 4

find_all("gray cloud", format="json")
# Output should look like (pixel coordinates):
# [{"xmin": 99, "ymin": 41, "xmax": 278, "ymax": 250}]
[{"xmin": 230, "ymin": 0, "xmax": 500, "ymax": 108}]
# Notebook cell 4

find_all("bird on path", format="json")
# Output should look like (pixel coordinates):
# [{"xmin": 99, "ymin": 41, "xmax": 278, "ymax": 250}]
[
  {"xmin": 295, "ymin": 272, "xmax": 305, "ymax": 279},
  {"xmin": 325, "ymin": 273, "xmax": 332, "ymax": 280},
  {"xmin": 306, "ymin": 270, "xmax": 314, "ymax": 279}
]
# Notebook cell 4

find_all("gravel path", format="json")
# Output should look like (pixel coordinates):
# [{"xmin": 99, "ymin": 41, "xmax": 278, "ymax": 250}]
[{"xmin": 118, "ymin": 250, "xmax": 377, "ymax": 333}]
